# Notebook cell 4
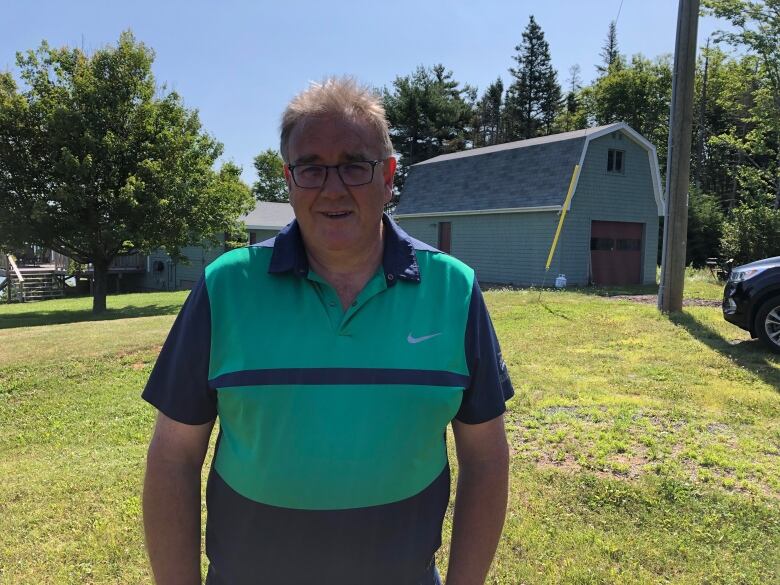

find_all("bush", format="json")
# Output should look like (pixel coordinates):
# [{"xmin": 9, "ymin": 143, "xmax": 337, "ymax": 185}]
[
  {"xmin": 687, "ymin": 188, "xmax": 725, "ymax": 267},
  {"xmin": 720, "ymin": 203, "xmax": 780, "ymax": 264}
]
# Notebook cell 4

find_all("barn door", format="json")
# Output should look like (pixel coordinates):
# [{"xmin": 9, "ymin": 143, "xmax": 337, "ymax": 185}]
[
  {"xmin": 438, "ymin": 222, "xmax": 452, "ymax": 254},
  {"xmin": 590, "ymin": 221, "xmax": 643, "ymax": 285}
]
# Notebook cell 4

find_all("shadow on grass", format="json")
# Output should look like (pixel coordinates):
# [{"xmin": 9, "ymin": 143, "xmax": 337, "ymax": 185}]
[
  {"xmin": 0, "ymin": 303, "xmax": 182, "ymax": 330},
  {"xmin": 670, "ymin": 311, "xmax": 780, "ymax": 392},
  {"xmin": 539, "ymin": 301, "xmax": 573, "ymax": 321}
]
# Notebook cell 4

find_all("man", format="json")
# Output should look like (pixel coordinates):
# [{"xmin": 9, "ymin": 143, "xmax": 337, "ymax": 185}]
[{"xmin": 142, "ymin": 78, "xmax": 513, "ymax": 585}]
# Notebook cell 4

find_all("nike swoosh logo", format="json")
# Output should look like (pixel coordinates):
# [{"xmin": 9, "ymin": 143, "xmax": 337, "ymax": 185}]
[{"xmin": 407, "ymin": 332, "xmax": 442, "ymax": 344}]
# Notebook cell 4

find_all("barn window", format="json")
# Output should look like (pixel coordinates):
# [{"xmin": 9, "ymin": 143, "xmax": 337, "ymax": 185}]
[
  {"xmin": 591, "ymin": 237, "xmax": 614, "ymax": 251},
  {"xmin": 607, "ymin": 149, "xmax": 624, "ymax": 173}
]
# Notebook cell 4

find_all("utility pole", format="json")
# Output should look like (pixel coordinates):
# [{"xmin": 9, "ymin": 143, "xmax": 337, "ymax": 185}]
[{"xmin": 658, "ymin": 0, "xmax": 700, "ymax": 313}]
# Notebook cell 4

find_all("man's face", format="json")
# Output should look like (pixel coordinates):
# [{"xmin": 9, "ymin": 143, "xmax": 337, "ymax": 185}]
[{"xmin": 284, "ymin": 115, "xmax": 396, "ymax": 258}]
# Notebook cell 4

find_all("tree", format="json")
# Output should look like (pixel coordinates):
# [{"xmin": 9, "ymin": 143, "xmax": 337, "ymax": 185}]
[
  {"xmin": 252, "ymin": 148, "xmax": 288, "ymax": 202},
  {"xmin": 704, "ymin": 0, "xmax": 780, "ymax": 208},
  {"xmin": 582, "ymin": 54, "xmax": 673, "ymax": 170},
  {"xmin": 557, "ymin": 64, "xmax": 588, "ymax": 132},
  {"xmin": 596, "ymin": 20, "xmax": 624, "ymax": 75},
  {"xmin": 503, "ymin": 15, "xmax": 562, "ymax": 139},
  {"xmin": 687, "ymin": 186, "xmax": 726, "ymax": 266},
  {"xmin": 473, "ymin": 78, "xmax": 504, "ymax": 147},
  {"xmin": 721, "ymin": 202, "xmax": 780, "ymax": 263},
  {"xmin": 0, "ymin": 32, "xmax": 253, "ymax": 313},
  {"xmin": 384, "ymin": 64, "xmax": 472, "ymax": 191}
]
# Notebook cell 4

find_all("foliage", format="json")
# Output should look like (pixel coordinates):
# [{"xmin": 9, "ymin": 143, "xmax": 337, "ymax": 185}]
[
  {"xmin": 252, "ymin": 148, "xmax": 288, "ymax": 202},
  {"xmin": 503, "ymin": 15, "xmax": 562, "ymax": 139},
  {"xmin": 472, "ymin": 78, "xmax": 504, "ymax": 147},
  {"xmin": 596, "ymin": 20, "xmax": 625, "ymax": 75},
  {"xmin": 581, "ymin": 54, "xmax": 673, "ymax": 169},
  {"xmin": 720, "ymin": 202, "xmax": 780, "ymax": 263},
  {"xmin": 0, "ymin": 32, "xmax": 254, "ymax": 314},
  {"xmin": 703, "ymin": 0, "xmax": 780, "ymax": 208},
  {"xmin": 687, "ymin": 187, "xmax": 726, "ymax": 266},
  {"xmin": 383, "ymin": 64, "xmax": 473, "ymax": 191}
]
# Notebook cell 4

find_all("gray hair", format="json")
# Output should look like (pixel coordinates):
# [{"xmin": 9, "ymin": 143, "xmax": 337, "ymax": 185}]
[{"xmin": 279, "ymin": 77, "xmax": 393, "ymax": 163}]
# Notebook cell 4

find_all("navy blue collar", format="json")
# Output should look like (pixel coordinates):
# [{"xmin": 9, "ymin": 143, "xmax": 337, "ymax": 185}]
[{"xmin": 268, "ymin": 213, "xmax": 421, "ymax": 285}]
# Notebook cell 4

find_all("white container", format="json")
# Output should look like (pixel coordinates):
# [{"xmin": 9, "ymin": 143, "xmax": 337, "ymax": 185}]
[{"xmin": 555, "ymin": 274, "xmax": 567, "ymax": 288}]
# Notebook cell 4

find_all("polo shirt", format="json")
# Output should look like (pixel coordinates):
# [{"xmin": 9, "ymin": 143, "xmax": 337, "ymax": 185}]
[{"xmin": 142, "ymin": 215, "xmax": 514, "ymax": 585}]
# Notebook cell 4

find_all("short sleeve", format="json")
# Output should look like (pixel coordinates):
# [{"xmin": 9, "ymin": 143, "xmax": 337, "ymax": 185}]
[
  {"xmin": 455, "ymin": 280, "xmax": 514, "ymax": 424},
  {"xmin": 141, "ymin": 276, "xmax": 216, "ymax": 424}
]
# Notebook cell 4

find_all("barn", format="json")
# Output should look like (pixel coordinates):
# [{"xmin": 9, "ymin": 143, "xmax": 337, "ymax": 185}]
[{"xmin": 393, "ymin": 123, "xmax": 664, "ymax": 287}]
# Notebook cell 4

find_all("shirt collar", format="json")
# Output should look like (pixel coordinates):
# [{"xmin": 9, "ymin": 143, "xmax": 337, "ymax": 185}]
[{"xmin": 268, "ymin": 213, "xmax": 421, "ymax": 285}]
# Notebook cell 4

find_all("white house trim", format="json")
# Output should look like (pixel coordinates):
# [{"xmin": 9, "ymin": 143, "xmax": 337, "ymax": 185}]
[
  {"xmin": 394, "ymin": 205, "xmax": 562, "ymax": 219},
  {"xmin": 568, "ymin": 122, "xmax": 665, "ymax": 216}
]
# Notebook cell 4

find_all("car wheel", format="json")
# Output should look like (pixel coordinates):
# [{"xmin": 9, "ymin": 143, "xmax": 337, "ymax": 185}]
[{"xmin": 755, "ymin": 296, "xmax": 780, "ymax": 354}]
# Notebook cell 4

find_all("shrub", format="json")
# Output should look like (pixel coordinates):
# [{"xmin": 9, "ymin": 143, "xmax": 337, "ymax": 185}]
[
  {"xmin": 720, "ymin": 203, "xmax": 780, "ymax": 264},
  {"xmin": 687, "ymin": 188, "xmax": 725, "ymax": 267}
]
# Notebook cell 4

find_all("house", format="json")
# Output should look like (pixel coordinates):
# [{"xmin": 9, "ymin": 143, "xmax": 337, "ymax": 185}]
[
  {"xmin": 140, "ymin": 201, "xmax": 294, "ymax": 291},
  {"xmin": 393, "ymin": 123, "xmax": 664, "ymax": 287}
]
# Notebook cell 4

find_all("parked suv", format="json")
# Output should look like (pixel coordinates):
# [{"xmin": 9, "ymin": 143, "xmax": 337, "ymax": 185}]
[{"xmin": 722, "ymin": 256, "xmax": 780, "ymax": 353}]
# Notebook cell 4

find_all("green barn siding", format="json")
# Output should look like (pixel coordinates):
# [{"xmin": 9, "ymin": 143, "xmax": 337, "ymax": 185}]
[
  {"xmin": 566, "ymin": 133, "xmax": 660, "ymax": 285},
  {"xmin": 397, "ymin": 212, "xmax": 561, "ymax": 286},
  {"xmin": 396, "ymin": 131, "xmax": 661, "ymax": 287}
]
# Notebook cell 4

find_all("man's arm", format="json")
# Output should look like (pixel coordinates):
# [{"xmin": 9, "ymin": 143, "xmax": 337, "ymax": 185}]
[
  {"xmin": 445, "ymin": 415, "xmax": 510, "ymax": 585},
  {"xmin": 143, "ymin": 412, "xmax": 215, "ymax": 585}
]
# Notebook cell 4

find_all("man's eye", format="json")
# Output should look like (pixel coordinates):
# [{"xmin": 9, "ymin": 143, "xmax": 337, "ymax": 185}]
[{"xmin": 298, "ymin": 166, "xmax": 324, "ymax": 178}]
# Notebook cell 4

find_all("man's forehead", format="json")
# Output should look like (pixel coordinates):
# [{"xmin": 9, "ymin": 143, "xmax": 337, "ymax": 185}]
[{"xmin": 288, "ymin": 115, "xmax": 378, "ymax": 162}]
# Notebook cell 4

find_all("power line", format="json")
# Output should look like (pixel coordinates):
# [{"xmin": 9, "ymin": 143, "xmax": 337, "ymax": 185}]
[{"xmin": 615, "ymin": 0, "xmax": 625, "ymax": 25}]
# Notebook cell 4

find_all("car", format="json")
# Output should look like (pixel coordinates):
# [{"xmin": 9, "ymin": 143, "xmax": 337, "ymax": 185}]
[{"xmin": 722, "ymin": 256, "xmax": 780, "ymax": 353}]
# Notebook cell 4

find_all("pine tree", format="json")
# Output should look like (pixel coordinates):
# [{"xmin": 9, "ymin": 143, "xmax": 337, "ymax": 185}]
[
  {"xmin": 597, "ymin": 21, "xmax": 623, "ymax": 75},
  {"xmin": 474, "ymin": 78, "xmax": 504, "ymax": 146},
  {"xmin": 504, "ymin": 15, "xmax": 562, "ymax": 139}
]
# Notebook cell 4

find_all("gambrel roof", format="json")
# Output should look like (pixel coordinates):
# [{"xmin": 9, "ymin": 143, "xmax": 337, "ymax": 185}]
[{"xmin": 394, "ymin": 123, "xmax": 664, "ymax": 218}]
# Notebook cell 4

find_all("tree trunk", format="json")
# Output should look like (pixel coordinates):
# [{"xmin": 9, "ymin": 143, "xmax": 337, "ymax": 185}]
[{"xmin": 92, "ymin": 259, "xmax": 109, "ymax": 315}]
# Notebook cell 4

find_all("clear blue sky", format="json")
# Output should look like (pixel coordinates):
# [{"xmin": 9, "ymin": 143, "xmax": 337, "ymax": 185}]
[{"xmin": 2, "ymin": 0, "xmax": 732, "ymax": 185}]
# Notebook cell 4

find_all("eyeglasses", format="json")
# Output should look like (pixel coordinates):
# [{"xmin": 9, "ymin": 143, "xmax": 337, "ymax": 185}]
[{"xmin": 287, "ymin": 160, "xmax": 383, "ymax": 189}]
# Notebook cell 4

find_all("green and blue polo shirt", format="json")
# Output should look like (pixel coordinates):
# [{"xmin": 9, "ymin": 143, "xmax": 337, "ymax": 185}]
[{"xmin": 142, "ymin": 215, "xmax": 513, "ymax": 585}]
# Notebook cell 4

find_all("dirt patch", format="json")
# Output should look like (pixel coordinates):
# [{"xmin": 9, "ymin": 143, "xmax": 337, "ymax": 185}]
[{"xmin": 605, "ymin": 294, "xmax": 721, "ymax": 308}]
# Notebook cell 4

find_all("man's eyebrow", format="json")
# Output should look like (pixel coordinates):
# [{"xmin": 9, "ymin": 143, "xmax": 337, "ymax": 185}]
[{"xmin": 292, "ymin": 152, "xmax": 372, "ymax": 165}]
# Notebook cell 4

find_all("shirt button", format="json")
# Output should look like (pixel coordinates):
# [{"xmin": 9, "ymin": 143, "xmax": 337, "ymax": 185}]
[
  {"xmin": 351, "ymin": 301, "xmax": 357, "ymax": 307},
  {"xmin": 328, "ymin": 301, "xmax": 336, "ymax": 307},
  {"xmin": 387, "ymin": 273, "xmax": 394, "ymax": 281}
]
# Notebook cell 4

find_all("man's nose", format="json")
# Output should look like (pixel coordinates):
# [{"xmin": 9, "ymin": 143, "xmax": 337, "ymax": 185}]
[{"xmin": 321, "ymin": 166, "xmax": 349, "ymax": 194}]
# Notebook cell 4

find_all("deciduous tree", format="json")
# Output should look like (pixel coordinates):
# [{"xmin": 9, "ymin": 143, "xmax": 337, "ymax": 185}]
[
  {"xmin": 0, "ymin": 32, "xmax": 253, "ymax": 313},
  {"xmin": 252, "ymin": 148, "xmax": 288, "ymax": 202}
]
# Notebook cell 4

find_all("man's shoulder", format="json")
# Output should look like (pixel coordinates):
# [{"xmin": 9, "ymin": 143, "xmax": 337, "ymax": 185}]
[
  {"xmin": 411, "ymin": 239, "xmax": 475, "ymax": 287},
  {"xmin": 205, "ymin": 244, "xmax": 274, "ymax": 285}
]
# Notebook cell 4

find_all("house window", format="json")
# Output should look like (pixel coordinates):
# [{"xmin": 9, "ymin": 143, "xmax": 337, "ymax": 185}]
[
  {"xmin": 607, "ymin": 149, "xmax": 624, "ymax": 173},
  {"xmin": 438, "ymin": 222, "xmax": 451, "ymax": 254},
  {"xmin": 249, "ymin": 231, "xmax": 257, "ymax": 245}
]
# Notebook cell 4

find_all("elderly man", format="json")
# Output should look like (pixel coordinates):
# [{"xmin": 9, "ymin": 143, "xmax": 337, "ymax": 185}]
[{"xmin": 142, "ymin": 78, "xmax": 513, "ymax": 585}]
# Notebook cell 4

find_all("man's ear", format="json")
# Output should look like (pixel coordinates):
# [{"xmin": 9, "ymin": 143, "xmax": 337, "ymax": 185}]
[
  {"xmin": 284, "ymin": 165, "xmax": 293, "ymax": 191},
  {"xmin": 382, "ymin": 157, "xmax": 397, "ymax": 203}
]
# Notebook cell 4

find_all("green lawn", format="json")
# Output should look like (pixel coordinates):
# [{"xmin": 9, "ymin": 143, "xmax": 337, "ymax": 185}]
[{"xmin": 1, "ymin": 277, "xmax": 778, "ymax": 584}]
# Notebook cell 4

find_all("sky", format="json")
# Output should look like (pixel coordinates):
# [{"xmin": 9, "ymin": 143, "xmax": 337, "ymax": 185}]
[{"xmin": 2, "ymin": 0, "xmax": 735, "ymax": 185}]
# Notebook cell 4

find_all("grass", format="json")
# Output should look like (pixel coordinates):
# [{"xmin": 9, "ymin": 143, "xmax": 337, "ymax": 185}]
[{"xmin": 1, "ymin": 277, "xmax": 778, "ymax": 584}]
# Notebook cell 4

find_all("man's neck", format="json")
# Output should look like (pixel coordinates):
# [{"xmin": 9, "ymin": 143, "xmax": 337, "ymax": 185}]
[{"xmin": 305, "ymin": 225, "xmax": 385, "ymax": 310}]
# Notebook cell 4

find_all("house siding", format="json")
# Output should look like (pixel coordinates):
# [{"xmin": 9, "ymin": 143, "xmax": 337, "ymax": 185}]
[
  {"xmin": 565, "ymin": 132, "xmax": 660, "ymax": 285},
  {"xmin": 397, "ymin": 212, "xmax": 560, "ymax": 286}
]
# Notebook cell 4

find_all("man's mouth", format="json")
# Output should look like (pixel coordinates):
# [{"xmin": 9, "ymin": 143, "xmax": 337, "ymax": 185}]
[{"xmin": 321, "ymin": 211, "xmax": 352, "ymax": 219}]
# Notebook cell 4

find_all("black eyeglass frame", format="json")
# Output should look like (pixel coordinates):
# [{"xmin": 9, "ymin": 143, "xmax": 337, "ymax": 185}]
[{"xmin": 287, "ymin": 160, "xmax": 384, "ymax": 189}]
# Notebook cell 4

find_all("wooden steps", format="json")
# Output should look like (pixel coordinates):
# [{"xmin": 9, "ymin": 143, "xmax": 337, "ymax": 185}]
[{"xmin": 3, "ymin": 270, "xmax": 65, "ymax": 302}]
